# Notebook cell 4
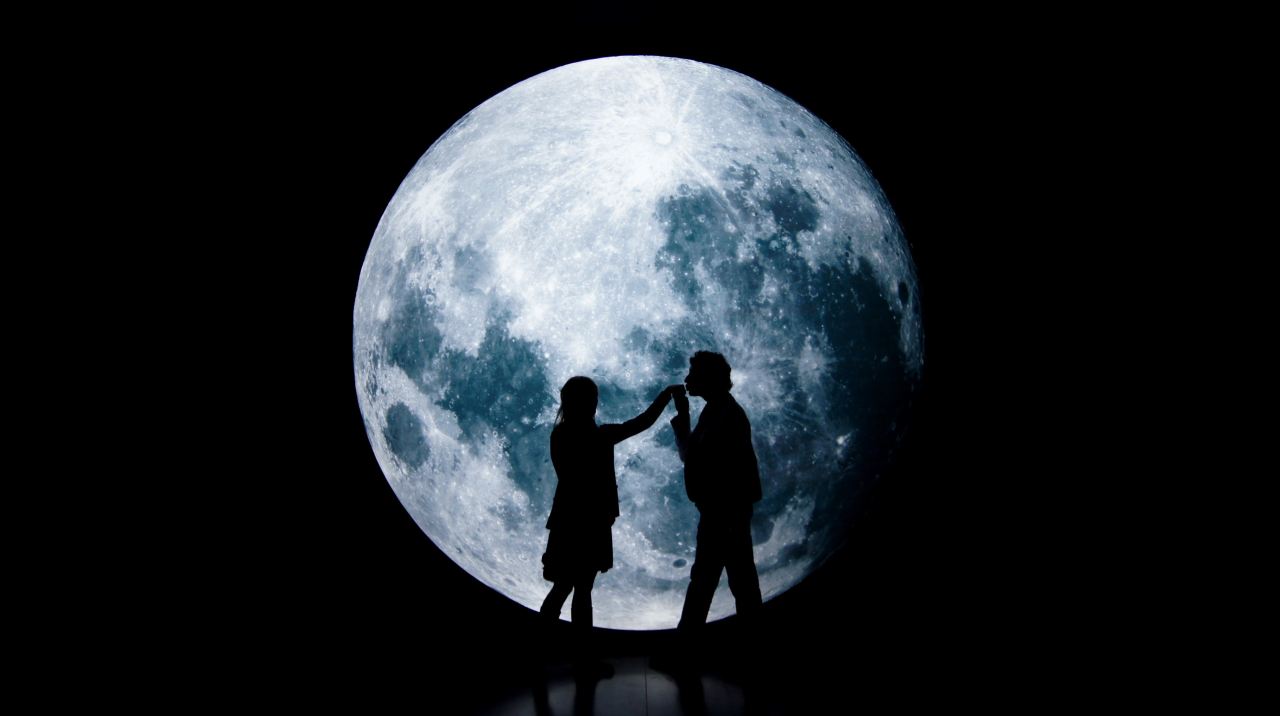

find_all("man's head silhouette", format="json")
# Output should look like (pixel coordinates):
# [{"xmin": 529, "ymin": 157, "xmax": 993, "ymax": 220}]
[{"xmin": 685, "ymin": 351, "xmax": 732, "ymax": 399}]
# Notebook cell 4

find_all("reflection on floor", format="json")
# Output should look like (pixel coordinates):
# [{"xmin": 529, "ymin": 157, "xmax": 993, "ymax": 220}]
[{"xmin": 481, "ymin": 657, "xmax": 758, "ymax": 716}]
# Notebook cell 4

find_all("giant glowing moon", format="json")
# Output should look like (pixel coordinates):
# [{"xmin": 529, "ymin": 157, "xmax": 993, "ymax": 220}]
[{"xmin": 353, "ymin": 56, "xmax": 922, "ymax": 630}]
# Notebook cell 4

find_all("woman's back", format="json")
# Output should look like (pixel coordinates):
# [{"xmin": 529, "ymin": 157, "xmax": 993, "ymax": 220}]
[{"xmin": 547, "ymin": 421, "xmax": 619, "ymax": 531}]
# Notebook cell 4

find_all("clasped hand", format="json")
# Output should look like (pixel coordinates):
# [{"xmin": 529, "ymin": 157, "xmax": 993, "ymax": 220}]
[{"xmin": 662, "ymin": 384, "xmax": 689, "ymax": 414}]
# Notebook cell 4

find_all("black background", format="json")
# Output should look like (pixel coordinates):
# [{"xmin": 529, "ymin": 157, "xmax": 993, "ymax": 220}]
[
  {"xmin": 175, "ymin": 16, "xmax": 1106, "ymax": 701},
  {"xmin": 6, "ymin": 3, "xmax": 1235, "ymax": 705}
]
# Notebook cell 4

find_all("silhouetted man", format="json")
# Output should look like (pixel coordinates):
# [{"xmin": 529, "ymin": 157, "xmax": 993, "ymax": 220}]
[{"xmin": 670, "ymin": 351, "xmax": 763, "ymax": 634}]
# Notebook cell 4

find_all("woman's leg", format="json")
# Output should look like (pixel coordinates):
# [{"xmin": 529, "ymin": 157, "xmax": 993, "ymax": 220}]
[
  {"xmin": 569, "ymin": 570, "xmax": 596, "ymax": 628},
  {"xmin": 567, "ymin": 570, "xmax": 613, "ymax": 677}
]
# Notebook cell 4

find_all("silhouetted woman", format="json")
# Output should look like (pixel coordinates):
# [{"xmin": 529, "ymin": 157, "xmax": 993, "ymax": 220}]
[{"xmin": 540, "ymin": 377, "xmax": 678, "ymax": 635}]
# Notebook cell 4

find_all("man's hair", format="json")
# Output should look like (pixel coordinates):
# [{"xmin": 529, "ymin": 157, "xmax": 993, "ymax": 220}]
[{"xmin": 690, "ymin": 351, "xmax": 733, "ymax": 392}]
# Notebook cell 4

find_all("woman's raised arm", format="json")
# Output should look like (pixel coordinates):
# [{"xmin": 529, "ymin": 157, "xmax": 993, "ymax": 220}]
[{"xmin": 600, "ymin": 385, "xmax": 679, "ymax": 445}]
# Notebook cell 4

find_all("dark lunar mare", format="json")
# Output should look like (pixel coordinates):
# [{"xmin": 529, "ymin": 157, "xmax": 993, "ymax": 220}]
[
  {"xmin": 383, "ymin": 403, "xmax": 430, "ymax": 468},
  {"xmin": 370, "ymin": 244, "xmax": 559, "ymax": 515}
]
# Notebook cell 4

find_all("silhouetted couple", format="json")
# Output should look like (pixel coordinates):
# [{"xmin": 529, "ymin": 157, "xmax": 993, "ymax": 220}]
[{"xmin": 539, "ymin": 351, "xmax": 763, "ymax": 674}]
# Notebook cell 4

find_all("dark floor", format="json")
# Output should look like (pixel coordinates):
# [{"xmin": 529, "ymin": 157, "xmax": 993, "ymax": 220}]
[
  {"xmin": 481, "ymin": 656, "xmax": 763, "ymax": 716},
  {"xmin": 372, "ymin": 615, "xmax": 1054, "ymax": 714}
]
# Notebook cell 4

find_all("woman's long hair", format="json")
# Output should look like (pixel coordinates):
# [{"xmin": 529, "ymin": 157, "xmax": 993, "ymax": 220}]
[{"xmin": 555, "ymin": 376, "xmax": 599, "ymax": 426}]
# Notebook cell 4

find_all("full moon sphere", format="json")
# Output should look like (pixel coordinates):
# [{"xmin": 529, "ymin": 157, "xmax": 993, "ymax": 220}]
[{"xmin": 354, "ymin": 56, "xmax": 922, "ymax": 630}]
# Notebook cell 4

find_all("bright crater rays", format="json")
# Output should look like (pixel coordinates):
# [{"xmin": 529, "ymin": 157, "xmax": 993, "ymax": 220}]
[{"xmin": 353, "ymin": 56, "xmax": 922, "ymax": 630}]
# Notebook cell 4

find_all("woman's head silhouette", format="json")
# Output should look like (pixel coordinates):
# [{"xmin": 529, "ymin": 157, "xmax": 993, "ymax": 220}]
[{"xmin": 556, "ymin": 376, "xmax": 599, "ymax": 425}]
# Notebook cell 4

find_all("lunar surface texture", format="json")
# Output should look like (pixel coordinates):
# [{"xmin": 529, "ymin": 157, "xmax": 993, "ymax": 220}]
[{"xmin": 353, "ymin": 56, "xmax": 922, "ymax": 630}]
